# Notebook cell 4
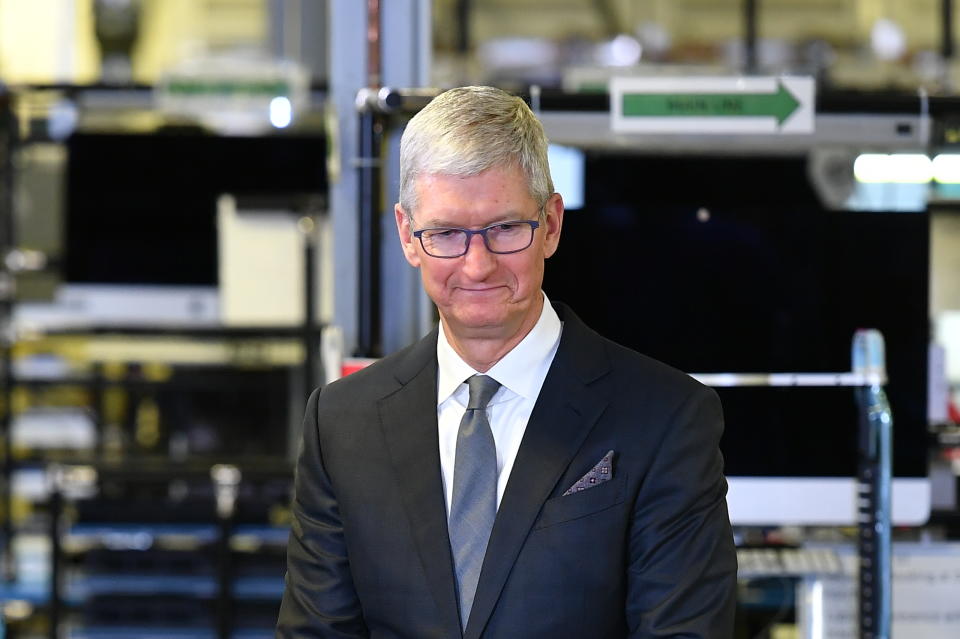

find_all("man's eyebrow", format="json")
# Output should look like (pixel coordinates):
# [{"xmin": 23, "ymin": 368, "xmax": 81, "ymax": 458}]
[{"xmin": 420, "ymin": 212, "xmax": 527, "ymax": 228}]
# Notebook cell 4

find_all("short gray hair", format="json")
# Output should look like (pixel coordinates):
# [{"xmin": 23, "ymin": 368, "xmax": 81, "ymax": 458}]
[{"xmin": 398, "ymin": 86, "xmax": 554, "ymax": 218}]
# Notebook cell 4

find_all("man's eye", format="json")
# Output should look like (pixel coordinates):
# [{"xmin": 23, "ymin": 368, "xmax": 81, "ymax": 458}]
[
  {"xmin": 429, "ymin": 229, "xmax": 459, "ymax": 238},
  {"xmin": 494, "ymin": 223, "xmax": 523, "ymax": 233}
]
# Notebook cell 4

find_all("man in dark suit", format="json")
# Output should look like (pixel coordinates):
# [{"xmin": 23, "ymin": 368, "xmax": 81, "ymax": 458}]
[{"xmin": 277, "ymin": 86, "xmax": 737, "ymax": 638}]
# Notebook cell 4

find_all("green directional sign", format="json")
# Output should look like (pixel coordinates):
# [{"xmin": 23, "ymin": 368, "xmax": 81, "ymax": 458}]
[
  {"xmin": 610, "ymin": 77, "xmax": 814, "ymax": 134},
  {"xmin": 622, "ymin": 82, "xmax": 800, "ymax": 125}
]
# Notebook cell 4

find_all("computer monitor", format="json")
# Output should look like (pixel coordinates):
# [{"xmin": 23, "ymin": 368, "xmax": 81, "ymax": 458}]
[
  {"xmin": 60, "ymin": 131, "xmax": 326, "ymax": 325},
  {"xmin": 544, "ymin": 151, "xmax": 930, "ymax": 526}
]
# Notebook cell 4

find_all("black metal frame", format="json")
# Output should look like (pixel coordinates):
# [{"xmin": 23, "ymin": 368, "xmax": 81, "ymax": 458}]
[
  {"xmin": 856, "ymin": 384, "xmax": 893, "ymax": 639},
  {"xmin": 48, "ymin": 473, "xmax": 62, "ymax": 639},
  {"xmin": 0, "ymin": 85, "xmax": 16, "ymax": 588},
  {"xmin": 943, "ymin": 0, "xmax": 955, "ymax": 60},
  {"xmin": 744, "ymin": 0, "xmax": 758, "ymax": 74},
  {"xmin": 0, "ymin": 86, "xmax": 327, "ymax": 636},
  {"xmin": 356, "ymin": 109, "xmax": 383, "ymax": 358},
  {"xmin": 47, "ymin": 461, "xmax": 292, "ymax": 639}
]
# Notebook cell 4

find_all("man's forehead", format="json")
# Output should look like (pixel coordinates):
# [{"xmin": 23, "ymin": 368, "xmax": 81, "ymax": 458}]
[
  {"xmin": 412, "ymin": 166, "xmax": 530, "ymax": 199},
  {"xmin": 417, "ymin": 208, "xmax": 528, "ymax": 228},
  {"xmin": 408, "ymin": 163, "xmax": 538, "ymax": 222},
  {"xmin": 413, "ymin": 163, "xmax": 525, "ymax": 184}
]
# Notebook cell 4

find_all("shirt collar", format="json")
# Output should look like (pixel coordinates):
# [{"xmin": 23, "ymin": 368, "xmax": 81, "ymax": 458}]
[{"xmin": 436, "ymin": 293, "xmax": 562, "ymax": 405}]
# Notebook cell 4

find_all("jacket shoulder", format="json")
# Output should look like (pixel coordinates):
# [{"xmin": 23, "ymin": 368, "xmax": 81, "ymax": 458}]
[
  {"xmin": 601, "ymin": 336, "xmax": 705, "ymax": 396},
  {"xmin": 553, "ymin": 300, "xmax": 706, "ymax": 402},
  {"xmin": 315, "ymin": 334, "xmax": 434, "ymax": 403}
]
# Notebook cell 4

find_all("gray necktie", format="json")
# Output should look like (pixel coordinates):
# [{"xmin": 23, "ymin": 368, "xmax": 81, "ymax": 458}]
[{"xmin": 448, "ymin": 374, "xmax": 501, "ymax": 630}]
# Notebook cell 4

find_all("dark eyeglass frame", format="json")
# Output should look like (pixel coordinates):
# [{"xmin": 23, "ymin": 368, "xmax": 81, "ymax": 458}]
[{"xmin": 412, "ymin": 219, "xmax": 541, "ymax": 258}]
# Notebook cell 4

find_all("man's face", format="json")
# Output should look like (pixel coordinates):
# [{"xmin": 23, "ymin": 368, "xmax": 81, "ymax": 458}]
[{"xmin": 395, "ymin": 164, "xmax": 563, "ymax": 344}]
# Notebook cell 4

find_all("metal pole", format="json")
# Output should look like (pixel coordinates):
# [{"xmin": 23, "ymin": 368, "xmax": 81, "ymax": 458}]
[
  {"xmin": 1, "ymin": 315, "xmax": 12, "ymax": 584},
  {"xmin": 215, "ymin": 509, "xmax": 232, "ymax": 639},
  {"xmin": 356, "ymin": 0, "xmax": 383, "ymax": 358},
  {"xmin": 0, "ymin": 85, "xmax": 16, "ymax": 585},
  {"xmin": 93, "ymin": 362, "xmax": 105, "ymax": 459},
  {"xmin": 455, "ymin": 0, "xmax": 472, "ymax": 54},
  {"xmin": 367, "ymin": 0, "xmax": 382, "ymax": 89},
  {"xmin": 302, "ymin": 215, "xmax": 319, "ymax": 392},
  {"xmin": 852, "ymin": 330, "xmax": 892, "ymax": 639},
  {"xmin": 212, "ymin": 465, "xmax": 240, "ymax": 639},
  {"xmin": 48, "ymin": 471, "xmax": 63, "ymax": 639},
  {"xmin": 855, "ymin": 384, "xmax": 893, "ymax": 639},
  {"xmin": 744, "ymin": 0, "xmax": 758, "ymax": 74},
  {"xmin": 356, "ymin": 110, "xmax": 382, "ymax": 358},
  {"xmin": 943, "ymin": 0, "xmax": 955, "ymax": 60},
  {"xmin": 329, "ymin": 0, "xmax": 367, "ymax": 357}
]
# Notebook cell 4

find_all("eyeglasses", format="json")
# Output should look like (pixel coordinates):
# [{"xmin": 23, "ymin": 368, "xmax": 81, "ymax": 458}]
[{"xmin": 412, "ymin": 220, "xmax": 541, "ymax": 258}]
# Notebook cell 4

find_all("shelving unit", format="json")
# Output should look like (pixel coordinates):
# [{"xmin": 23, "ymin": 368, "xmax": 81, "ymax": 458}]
[
  {"xmin": 0, "ymin": 85, "xmax": 328, "ymax": 637},
  {"xmin": 48, "ymin": 462, "xmax": 291, "ymax": 639},
  {"xmin": 0, "ymin": 328, "xmax": 313, "ymax": 638}
]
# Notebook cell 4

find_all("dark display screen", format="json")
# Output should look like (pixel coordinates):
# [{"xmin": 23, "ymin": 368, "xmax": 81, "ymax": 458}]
[
  {"xmin": 544, "ymin": 153, "xmax": 928, "ymax": 478},
  {"xmin": 65, "ymin": 131, "xmax": 327, "ymax": 286}
]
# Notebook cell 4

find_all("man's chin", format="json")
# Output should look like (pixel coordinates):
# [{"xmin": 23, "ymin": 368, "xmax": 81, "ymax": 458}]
[{"xmin": 442, "ymin": 307, "xmax": 513, "ymax": 336}]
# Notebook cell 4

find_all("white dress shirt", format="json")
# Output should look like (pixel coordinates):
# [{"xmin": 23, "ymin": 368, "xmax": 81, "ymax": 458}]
[{"xmin": 436, "ymin": 293, "xmax": 563, "ymax": 514}]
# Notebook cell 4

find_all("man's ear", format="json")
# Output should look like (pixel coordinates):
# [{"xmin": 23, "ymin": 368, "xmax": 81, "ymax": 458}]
[
  {"xmin": 395, "ymin": 204, "xmax": 421, "ymax": 267},
  {"xmin": 542, "ymin": 192, "xmax": 564, "ymax": 259}
]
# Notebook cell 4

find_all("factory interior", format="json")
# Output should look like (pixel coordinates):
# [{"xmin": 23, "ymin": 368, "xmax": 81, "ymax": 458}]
[{"xmin": 1, "ymin": 0, "xmax": 960, "ymax": 637}]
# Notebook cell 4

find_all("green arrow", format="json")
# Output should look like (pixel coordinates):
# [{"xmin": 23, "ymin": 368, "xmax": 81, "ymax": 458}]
[{"xmin": 621, "ymin": 81, "xmax": 801, "ymax": 125}]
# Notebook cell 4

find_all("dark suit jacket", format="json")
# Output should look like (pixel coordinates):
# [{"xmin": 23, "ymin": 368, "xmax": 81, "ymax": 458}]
[{"xmin": 277, "ymin": 303, "xmax": 737, "ymax": 638}]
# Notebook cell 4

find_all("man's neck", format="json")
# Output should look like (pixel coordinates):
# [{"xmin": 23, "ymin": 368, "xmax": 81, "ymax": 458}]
[{"xmin": 440, "ymin": 295, "xmax": 545, "ymax": 373}]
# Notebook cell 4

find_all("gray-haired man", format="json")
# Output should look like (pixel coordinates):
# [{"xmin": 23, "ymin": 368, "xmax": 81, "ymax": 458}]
[{"xmin": 278, "ymin": 86, "xmax": 737, "ymax": 639}]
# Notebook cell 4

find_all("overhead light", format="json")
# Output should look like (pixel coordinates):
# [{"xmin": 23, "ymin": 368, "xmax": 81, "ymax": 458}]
[
  {"xmin": 269, "ymin": 96, "xmax": 293, "ymax": 129},
  {"xmin": 599, "ymin": 34, "xmax": 642, "ymax": 67},
  {"xmin": 871, "ymin": 18, "xmax": 907, "ymax": 62},
  {"xmin": 853, "ymin": 153, "xmax": 931, "ymax": 183},
  {"xmin": 932, "ymin": 154, "xmax": 960, "ymax": 183},
  {"xmin": 853, "ymin": 154, "xmax": 890, "ymax": 183}
]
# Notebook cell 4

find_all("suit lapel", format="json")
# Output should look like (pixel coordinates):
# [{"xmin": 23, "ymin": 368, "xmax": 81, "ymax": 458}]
[
  {"xmin": 377, "ymin": 330, "xmax": 463, "ymax": 638},
  {"xmin": 464, "ymin": 307, "xmax": 610, "ymax": 639}
]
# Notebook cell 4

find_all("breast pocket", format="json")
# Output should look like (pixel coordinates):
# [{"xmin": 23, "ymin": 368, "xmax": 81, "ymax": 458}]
[{"xmin": 534, "ymin": 474, "xmax": 627, "ymax": 529}]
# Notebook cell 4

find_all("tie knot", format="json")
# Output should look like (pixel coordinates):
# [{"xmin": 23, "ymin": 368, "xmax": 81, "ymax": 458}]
[{"xmin": 465, "ymin": 375, "xmax": 501, "ymax": 410}]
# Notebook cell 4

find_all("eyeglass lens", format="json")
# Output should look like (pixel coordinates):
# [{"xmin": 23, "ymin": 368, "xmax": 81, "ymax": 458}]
[{"xmin": 420, "ymin": 222, "xmax": 535, "ymax": 257}]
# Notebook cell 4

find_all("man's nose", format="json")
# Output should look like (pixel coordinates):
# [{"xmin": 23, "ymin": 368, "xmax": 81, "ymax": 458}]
[{"xmin": 461, "ymin": 232, "xmax": 497, "ymax": 276}]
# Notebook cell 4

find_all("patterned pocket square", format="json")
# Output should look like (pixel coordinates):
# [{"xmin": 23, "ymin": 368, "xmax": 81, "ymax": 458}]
[{"xmin": 563, "ymin": 450, "xmax": 615, "ymax": 496}]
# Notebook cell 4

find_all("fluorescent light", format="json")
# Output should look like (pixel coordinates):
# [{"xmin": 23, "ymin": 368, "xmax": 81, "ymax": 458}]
[
  {"xmin": 269, "ymin": 96, "xmax": 293, "ymax": 128},
  {"xmin": 547, "ymin": 144, "xmax": 585, "ymax": 209},
  {"xmin": 932, "ymin": 153, "xmax": 960, "ymax": 183},
  {"xmin": 810, "ymin": 580, "xmax": 824, "ymax": 639},
  {"xmin": 853, "ymin": 153, "xmax": 931, "ymax": 183},
  {"xmin": 853, "ymin": 154, "xmax": 890, "ymax": 183},
  {"xmin": 892, "ymin": 154, "xmax": 933, "ymax": 182}
]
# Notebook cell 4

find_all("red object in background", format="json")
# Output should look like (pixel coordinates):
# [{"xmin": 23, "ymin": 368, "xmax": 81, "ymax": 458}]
[
  {"xmin": 341, "ymin": 358, "xmax": 378, "ymax": 378},
  {"xmin": 949, "ymin": 397, "xmax": 960, "ymax": 423}
]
